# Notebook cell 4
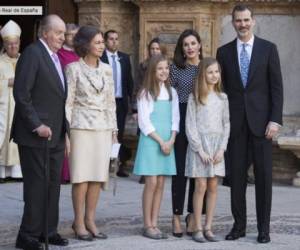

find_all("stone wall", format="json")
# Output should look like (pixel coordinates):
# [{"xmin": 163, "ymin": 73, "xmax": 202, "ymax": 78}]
[
  {"xmin": 74, "ymin": 0, "xmax": 300, "ymax": 183},
  {"xmin": 219, "ymin": 15, "xmax": 300, "ymax": 117}
]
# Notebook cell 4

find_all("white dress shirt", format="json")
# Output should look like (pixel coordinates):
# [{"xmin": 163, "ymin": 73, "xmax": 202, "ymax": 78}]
[
  {"xmin": 106, "ymin": 50, "xmax": 122, "ymax": 98},
  {"xmin": 137, "ymin": 83, "xmax": 180, "ymax": 136}
]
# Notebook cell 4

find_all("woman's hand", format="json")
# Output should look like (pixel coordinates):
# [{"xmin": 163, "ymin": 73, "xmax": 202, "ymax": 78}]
[
  {"xmin": 8, "ymin": 78, "xmax": 14, "ymax": 87},
  {"xmin": 198, "ymin": 150, "xmax": 213, "ymax": 165},
  {"xmin": 163, "ymin": 139, "xmax": 175, "ymax": 155},
  {"xmin": 160, "ymin": 141, "xmax": 171, "ymax": 155},
  {"xmin": 213, "ymin": 149, "xmax": 224, "ymax": 165},
  {"xmin": 112, "ymin": 132, "xmax": 118, "ymax": 144}
]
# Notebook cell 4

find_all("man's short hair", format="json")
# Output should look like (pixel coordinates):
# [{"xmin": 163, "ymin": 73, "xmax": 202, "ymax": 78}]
[
  {"xmin": 232, "ymin": 4, "xmax": 254, "ymax": 20},
  {"xmin": 104, "ymin": 29, "xmax": 118, "ymax": 41}
]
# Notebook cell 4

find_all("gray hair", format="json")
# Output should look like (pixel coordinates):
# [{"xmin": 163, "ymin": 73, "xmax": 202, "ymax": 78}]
[{"xmin": 37, "ymin": 14, "xmax": 64, "ymax": 38}]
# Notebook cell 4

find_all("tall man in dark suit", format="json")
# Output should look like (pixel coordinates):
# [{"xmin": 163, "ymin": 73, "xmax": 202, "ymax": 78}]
[
  {"xmin": 11, "ymin": 15, "xmax": 69, "ymax": 250},
  {"xmin": 216, "ymin": 4, "xmax": 283, "ymax": 244},
  {"xmin": 101, "ymin": 30, "xmax": 134, "ymax": 177}
]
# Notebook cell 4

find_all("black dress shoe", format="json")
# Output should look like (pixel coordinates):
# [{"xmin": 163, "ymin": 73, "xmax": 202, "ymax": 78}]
[
  {"xmin": 16, "ymin": 234, "xmax": 43, "ymax": 250},
  {"xmin": 257, "ymin": 232, "xmax": 270, "ymax": 243},
  {"xmin": 40, "ymin": 233, "xmax": 69, "ymax": 246},
  {"xmin": 117, "ymin": 170, "xmax": 129, "ymax": 177},
  {"xmin": 139, "ymin": 176, "xmax": 145, "ymax": 184},
  {"xmin": 185, "ymin": 214, "xmax": 193, "ymax": 236},
  {"xmin": 225, "ymin": 229, "xmax": 246, "ymax": 240}
]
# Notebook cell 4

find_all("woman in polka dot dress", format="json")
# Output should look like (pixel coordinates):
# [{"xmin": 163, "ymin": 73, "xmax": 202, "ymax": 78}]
[{"xmin": 170, "ymin": 29, "xmax": 203, "ymax": 237}]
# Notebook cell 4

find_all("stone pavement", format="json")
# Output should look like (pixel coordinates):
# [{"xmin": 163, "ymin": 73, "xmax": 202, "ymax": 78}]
[{"xmin": 0, "ymin": 176, "xmax": 300, "ymax": 250}]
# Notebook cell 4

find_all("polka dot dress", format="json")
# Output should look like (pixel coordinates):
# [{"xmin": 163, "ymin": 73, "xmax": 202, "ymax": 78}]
[{"xmin": 169, "ymin": 63, "xmax": 199, "ymax": 103}]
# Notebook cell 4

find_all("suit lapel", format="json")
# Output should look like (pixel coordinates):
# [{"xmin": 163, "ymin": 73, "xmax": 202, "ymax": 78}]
[
  {"xmin": 117, "ymin": 52, "xmax": 125, "ymax": 95},
  {"xmin": 247, "ymin": 36, "xmax": 261, "ymax": 86},
  {"xmin": 37, "ymin": 41, "xmax": 65, "ymax": 97},
  {"xmin": 230, "ymin": 39, "xmax": 245, "ymax": 90},
  {"xmin": 101, "ymin": 50, "xmax": 109, "ymax": 64}
]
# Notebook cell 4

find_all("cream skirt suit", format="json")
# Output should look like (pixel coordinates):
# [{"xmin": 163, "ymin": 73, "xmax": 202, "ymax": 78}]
[{"xmin": 65, "ymin": 59, "xmax": 117, "ymax": 184}]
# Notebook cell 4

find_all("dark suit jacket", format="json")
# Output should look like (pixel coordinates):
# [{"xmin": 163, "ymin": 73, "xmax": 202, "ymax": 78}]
[
  {"xmin": 11, "ymin": 40, "xmax": 69, "ymax": 148},
  {"xmin": 216, "ymin": 36, "xmax": 283, "ymax": 138},
  {"xmin": 101, "ymin": 50, "xmax": 133, "ymax": 109}
]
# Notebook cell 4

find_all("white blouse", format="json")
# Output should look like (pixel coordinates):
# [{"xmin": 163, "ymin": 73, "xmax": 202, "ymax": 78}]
[{"xmin": 137, "ymin": 84, "xmax": 180, "ymax": 136}]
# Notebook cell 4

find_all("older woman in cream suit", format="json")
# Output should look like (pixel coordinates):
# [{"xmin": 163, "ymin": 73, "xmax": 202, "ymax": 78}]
[{"xmin": 65, "ymin": 26, "xmax": 118, "ymax": 241}]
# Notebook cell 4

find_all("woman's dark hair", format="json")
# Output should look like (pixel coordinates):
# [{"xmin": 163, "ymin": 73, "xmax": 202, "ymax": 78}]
[
  {"xmin": 73, "ymin": 25, "xmax": 102, "ymax": 57},
  {"xmin": 147, "ymin": 37, "xmax": 167, "ymax": 57},
  {"xmin": 173, "ymin": 29, "xmax": 203, "ymax": 69}
]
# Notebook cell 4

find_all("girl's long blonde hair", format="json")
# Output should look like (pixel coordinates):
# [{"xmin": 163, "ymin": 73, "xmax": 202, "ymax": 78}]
[
  {"xmin": 138, "ymin": 55, "xmax": 172, "ymax": 101},
  {"xmin": 193, "ymin": 57, "xmax": 222, "ymax": 105}
]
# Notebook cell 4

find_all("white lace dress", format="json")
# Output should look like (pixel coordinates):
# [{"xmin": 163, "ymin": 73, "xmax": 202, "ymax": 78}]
[{"xmin": 185, "ymin": 92, "xmax": 230, "ymax": 178}]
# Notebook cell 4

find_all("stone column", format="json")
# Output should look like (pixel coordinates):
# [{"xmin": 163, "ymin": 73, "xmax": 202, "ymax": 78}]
[{"xmin": 74, "ymin": 0, "xmax": 139, "ymax": 70}]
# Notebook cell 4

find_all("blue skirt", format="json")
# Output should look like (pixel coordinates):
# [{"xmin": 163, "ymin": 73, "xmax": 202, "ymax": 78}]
[{"xmin": 133, "ymin": 100, "xmax": 176, "ymax": 176}]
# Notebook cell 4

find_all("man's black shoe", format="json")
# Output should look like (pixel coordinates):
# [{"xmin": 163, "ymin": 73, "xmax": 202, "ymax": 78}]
[
  {"xmin": 225, "ymin": 229, "xmax": 246, "ymax": 240},
  {"xmin": 16, "ymin": 234, "xmax": 43, "ymax": 250},
  {"xmin": 40, "ymin": 233, "xmax": 69, "ymax": 246},
  {"xmin": 257, "ymin": 232, "xmax": 270, "ymax": 243},
  {"xmin": 117, "ymin": 170, "xmax": 129, "ymax": 177}
]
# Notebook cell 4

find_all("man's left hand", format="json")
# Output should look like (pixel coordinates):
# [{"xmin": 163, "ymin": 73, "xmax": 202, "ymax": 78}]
[{"xmin": 265, "ymin": 122, "xmax": 280, "ymax": 140}]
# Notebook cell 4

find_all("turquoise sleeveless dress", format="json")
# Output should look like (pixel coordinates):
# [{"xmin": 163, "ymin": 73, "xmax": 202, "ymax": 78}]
[{"xmin": 133, "ymin": 100, "xmax": 177, "ymax": 176}]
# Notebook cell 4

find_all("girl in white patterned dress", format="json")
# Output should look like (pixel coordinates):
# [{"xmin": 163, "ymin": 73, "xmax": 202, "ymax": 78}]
[{"xmin": 185, "ymin": 57, "xmax": 230, "ymax": 242}]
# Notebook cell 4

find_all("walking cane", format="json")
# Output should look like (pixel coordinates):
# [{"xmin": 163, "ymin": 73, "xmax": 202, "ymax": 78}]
[{"xmin": 43, "ymin": 138, "xmax": 50, "ymax": 250}]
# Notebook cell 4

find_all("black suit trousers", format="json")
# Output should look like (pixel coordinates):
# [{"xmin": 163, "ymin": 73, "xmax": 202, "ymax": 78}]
[
  {"xmin": 116, "ymin": 98, "xmax": 129, "ymax": 164},
  {"xmin": 228, "ymin": 120, "xmax": 272, "ymax": 233},
  {"xmin": 18, "ymin": 140, "xmax": 65, "ymax": 238},
  {"xmin": 171, "ymin": 103, "xmax": 194, "ymax": 215}
]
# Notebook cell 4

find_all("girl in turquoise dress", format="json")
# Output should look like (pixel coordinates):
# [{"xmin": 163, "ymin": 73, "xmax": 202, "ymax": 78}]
[{"xmin": 134, "ymin": 55, "xmax": 180, "ymax": 239}]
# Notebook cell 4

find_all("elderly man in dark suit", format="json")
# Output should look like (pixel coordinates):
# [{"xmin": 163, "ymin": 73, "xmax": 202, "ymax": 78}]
[
  {"xmin": 11, "ymin": 15, "xmax": 69, "ymax": 250},
  {"xmin": 216, "ymin": 4, "xmax": 283, "ymax": 244},
  {"xmin": 101, "ymin": 30, "xmax": 134, "ymax": 177}
]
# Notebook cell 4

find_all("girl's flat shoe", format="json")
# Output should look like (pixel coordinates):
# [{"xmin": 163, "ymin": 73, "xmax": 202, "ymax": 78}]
[
  {"xmin": 91, "ymin": 232, "xmax": 108, "ymax": 240},
  {"xmin": 203, "ymin": 229, "xmax": 220, "ymax": 242},
  {"xmin": 142, "ymin": 227, "xmax": 162, "ymax": 240},
  {"xmin": 192, "ymin": 230, "xmax": 206, "ymax": 243},
  {"xmin": 153, "ymin": 227, "xmax": 168, "ymax": 239}
]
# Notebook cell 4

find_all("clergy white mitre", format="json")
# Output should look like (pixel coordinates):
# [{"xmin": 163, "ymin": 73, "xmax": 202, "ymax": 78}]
[{"xmin": 0, "ymin": 20, "xmax": 21, "ymax": 41}]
